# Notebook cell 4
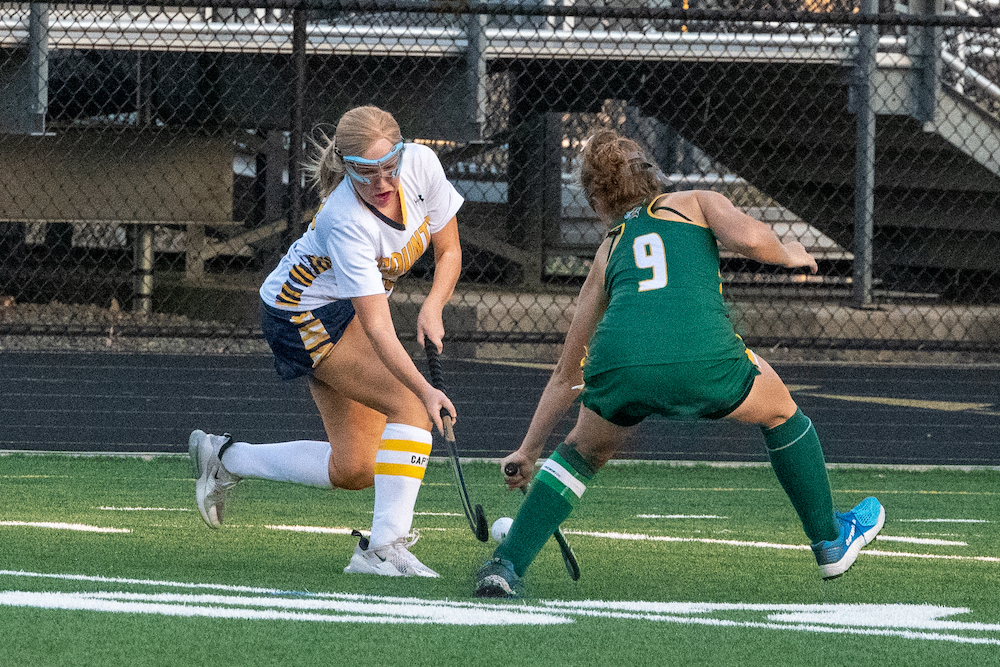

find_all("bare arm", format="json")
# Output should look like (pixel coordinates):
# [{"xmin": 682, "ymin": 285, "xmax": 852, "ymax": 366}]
[
  {"xmin": 417, "ymin": 216, "xmax": 462, "ymax": 352},
  {"xmin": 696, "ymin": 190, "xmax": 818, "ymax": 273},
  {"xmin": 352, "ymin": 292, "xmax": 456, "ymax": 434},
  {"xmin": 502, "ymin": 238, "xmax": 611, "ymax": 489}
]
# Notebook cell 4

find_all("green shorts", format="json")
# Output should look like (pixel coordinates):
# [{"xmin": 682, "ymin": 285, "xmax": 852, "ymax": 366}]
[{"xmin": 580, "ymin": 351, "xmax": 761, "ymax": 427}]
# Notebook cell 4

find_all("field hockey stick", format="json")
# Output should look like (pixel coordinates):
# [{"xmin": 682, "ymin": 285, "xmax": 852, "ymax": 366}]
[
  {"xmin": 505, "ymin": 462, "xmax": 581, "ymax": 581},
  {"xmin": 424, "ymin": 341, "xmax": 490, "ymax": 542}
]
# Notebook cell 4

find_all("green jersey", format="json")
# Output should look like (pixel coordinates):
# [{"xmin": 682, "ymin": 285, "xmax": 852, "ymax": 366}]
[{"xmin": 585, "ymin": 194, "xmax": 748, "ymax": 375}]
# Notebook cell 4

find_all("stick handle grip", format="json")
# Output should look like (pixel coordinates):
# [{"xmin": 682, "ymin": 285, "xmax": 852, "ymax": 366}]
[{"xmin": 423, "ymin": 340, "xmax": 449, "ymax": 419}]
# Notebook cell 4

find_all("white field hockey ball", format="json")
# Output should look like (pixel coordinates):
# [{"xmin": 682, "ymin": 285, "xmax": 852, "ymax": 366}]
[{"xmin": 491, "ymin": 516, "xmax": 514, "ymax": 542}]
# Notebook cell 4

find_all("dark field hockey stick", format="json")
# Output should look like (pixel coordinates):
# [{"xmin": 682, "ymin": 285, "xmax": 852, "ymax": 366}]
[
  {"xmin": 425, "ymin": 341, "xmax": 490, "ymax": 542},
  {"xmin": 504, "ymin": 462, "xmax": 581, "ymax": 581}
]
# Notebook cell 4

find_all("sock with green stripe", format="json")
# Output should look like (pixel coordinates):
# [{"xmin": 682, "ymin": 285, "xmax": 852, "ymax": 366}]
[
  {"xmin": 495, "ymin": 442, "xmax": 597, "ymax": 577},
  {"xmin": 762, "ymin": 407, "xmax": 839, "ymax": 544}
]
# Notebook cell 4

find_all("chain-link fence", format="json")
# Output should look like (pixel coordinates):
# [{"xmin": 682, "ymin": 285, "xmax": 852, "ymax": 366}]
[{"xmin": 1, "ymin": 1, "xmax": 999, "ymax": 360}]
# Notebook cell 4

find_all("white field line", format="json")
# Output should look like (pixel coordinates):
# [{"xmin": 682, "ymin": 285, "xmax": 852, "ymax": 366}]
[
  {"xmin": 542, "ymin": 600, "xmax": 1000, "ymax": 645},
  {"xmin": 637, "ymin": 514, "xmax": 728, "ymax": 519},
  {"xmin": 562, "ymin": 530, "xmax": 1000, "ymax": 563},
  {"xmin": 265, "ymin": 525, "xmax": 451, "ymax": 537},
  {"xmin": 0, "ymin": 569, "xmax": 548, "ymax": 604},
  {"xmin": 3, "ymin": 571, "xmax": 1000, "ymax": 642},
  {"xmin": 900, "ymin": 519, "xmax": 990, "ymax": 523},
  {"xmin": 593, "ymin": 486, "xmax": 1000, "ymax": 497},
  {"xmin": 564, "ymin": 530, "xmax": 810, "ymax": 551},
  {"xmin": 840, "ymin": 489, "xmax": 1000, "ymax": 497},
  {"xmin": 272, "ymin": 524, "xmax": 982, "ymax": 559},
  {"xmin": 0, "ymin": 475, "xmax": 73, "ymax": 478},
  {"xmin": 0, "ymin": 521, "xmax": 130, "ymax": 534},
  {"xmin": 877, "ymin": 536, "xmax": 968, "ymax": 546},
  {"xmin": 546, "ymin": 612, "xmax": 1000, "ymax": 645},
  {"xmin": 0, "ymin": 570, "xmax": 568, "ymax": 625},
  {"xmin": 864, "ymin": 550, "xmax": 1000, "ymax": 563},
  {"xmin": 99, "ymin": 507, "xmax": 191, "ymax": 512},
  {"xmin": 0, "ymin": 590, "xmax": 568, "ymax": 626},
  {"xmin": 266, "ymin": 525, "xmax": 357, "ymax": 535}
]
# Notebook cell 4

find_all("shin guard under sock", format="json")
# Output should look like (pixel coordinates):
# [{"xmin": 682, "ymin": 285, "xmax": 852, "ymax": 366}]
[
  {"xmin": 495, "ymin": 443, "xmax": 597, "ymax": 577},
  {"xmin": 369, "ymin": 423, "xmax": 432, "ymax": 547},
  {"xmin": 763, "ymin": 407, "xmax": 839, "ymax": 543}
]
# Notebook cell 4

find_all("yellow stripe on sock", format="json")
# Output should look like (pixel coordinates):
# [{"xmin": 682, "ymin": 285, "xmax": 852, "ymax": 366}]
[
  {"xmin": 379, "ymin": 439, "xmax": 433, "ymax": 456},
  {"xmin": 374, "ymin": 462, "xmax": 427, "ymax": 479}
]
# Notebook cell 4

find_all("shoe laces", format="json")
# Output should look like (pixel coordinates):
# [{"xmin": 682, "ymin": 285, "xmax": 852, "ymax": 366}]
[
  {"xmin": 213, "ymin": 466, "xmax": 241, "ymax": 491},
  {"xmin": 385, "ymin": 535, "xmax": 419, "ymax": 559},
  {"xmin": 402, "ymin": 529, "xmax": 420, "ymax": 548},
  {"xmin": 379, "ymin": 534, "xmax": 435, "ymax": 574}
]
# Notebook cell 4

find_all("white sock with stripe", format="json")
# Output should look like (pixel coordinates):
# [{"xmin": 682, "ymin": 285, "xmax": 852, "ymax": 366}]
[
  {"xmin": 369, "ymin": 423, "xmax": 432, "ymax": 548},
  {"xmin": 220, "ymin": 440, "xmax": 333, "ymax": 489}
]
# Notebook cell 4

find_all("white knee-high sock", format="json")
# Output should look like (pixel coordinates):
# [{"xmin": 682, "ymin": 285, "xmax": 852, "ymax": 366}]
[
  {"xmin": 369, "ymin": 423, "xmax": 432, "ymax": 548},
  {"xmin": 220, "ymin": 439, "xmax": 333, "ymax": 489}
]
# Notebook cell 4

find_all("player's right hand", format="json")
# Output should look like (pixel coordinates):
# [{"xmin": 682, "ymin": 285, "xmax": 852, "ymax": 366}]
[
  {"xmin": 501, "ymin": 451, "xmax": 534, "ymax": 491},
  {"xmin": 782, "ymin": 240, "xmax": 818, "ymax": 274}
]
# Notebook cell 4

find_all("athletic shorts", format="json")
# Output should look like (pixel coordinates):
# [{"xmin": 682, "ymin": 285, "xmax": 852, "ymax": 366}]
[
  {"xmin": 259, "ymin": 300, "xmax": 356, "ymax": 380},
  {"xmin": 580, "ymin": 351, "xmax": 761, "ymax": 427}
]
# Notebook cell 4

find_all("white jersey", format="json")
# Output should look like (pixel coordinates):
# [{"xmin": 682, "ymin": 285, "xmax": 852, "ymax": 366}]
[{"xmin": 260, "ymin": 143, "xmax": 463, "ymax": 311}]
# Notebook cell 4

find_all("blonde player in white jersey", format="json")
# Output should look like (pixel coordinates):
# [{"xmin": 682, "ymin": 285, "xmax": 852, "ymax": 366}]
[{"xmin": 189, "ymin": 106, "xmax": 463, "ymax": 578}]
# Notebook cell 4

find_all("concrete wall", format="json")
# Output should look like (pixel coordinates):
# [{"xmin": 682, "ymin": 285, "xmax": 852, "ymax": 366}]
[{"xmin": 0, "ymin": 128, "xmax": 232, "ymax": 222}]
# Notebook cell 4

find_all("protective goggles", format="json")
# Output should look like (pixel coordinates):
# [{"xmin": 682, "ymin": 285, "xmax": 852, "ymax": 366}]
[{"xmin": 341, "ymin": 141, "xmax": 405, "ymax": 185}]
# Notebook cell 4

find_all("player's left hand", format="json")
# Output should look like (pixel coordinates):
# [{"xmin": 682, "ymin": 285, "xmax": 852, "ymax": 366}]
[
  {"xmin": 421, "ymin": 386, "xmax": 456, "ymax": 436},
  {"xmin": 416, "ymin": 307, "xmax": 445, "ymax": 353}
]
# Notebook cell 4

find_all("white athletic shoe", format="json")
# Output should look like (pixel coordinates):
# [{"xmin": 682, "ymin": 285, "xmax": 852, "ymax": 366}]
[
  {"xmin": 343, "ymin": 531, "xmax": 404, "ymax": 576},
  {"xmin": 343, "ymin": 531, "xmax": 439, "ymax": 578},
  {"xmin": 384, "ymin": 537, "xmax": 440, "ymax": 578},
  {"xmin": 189, "ymin": 429, "xmax": 241, "ymax": 528}
]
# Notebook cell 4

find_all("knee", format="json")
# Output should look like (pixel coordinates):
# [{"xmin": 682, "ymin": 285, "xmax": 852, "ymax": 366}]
[
  {"xmin": 565, "ymin": 434, "xmax": 612, "ymax": 472},
  {"xmin": 329, "ymin": 464, "xmax": 374, "ymax": 491},
  {"xmin": 761, "ymin": 402, "xmax": 799, "ymax": 430},
  {"xmin": 383, "ymin": 399, "xmax": 433, "ymax": 433},
  {"xmin": 760, "ymin": 402, "xmax": 802, "ymax": 432}
]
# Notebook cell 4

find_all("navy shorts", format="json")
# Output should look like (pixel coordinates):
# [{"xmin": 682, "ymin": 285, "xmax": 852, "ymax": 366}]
[
  {"xmin": 580, "ymin": 350, "xmax": 761, "ymax": 427},
  {"xmin": 259, "ymin": 301, "xmax": 356, "ymax": 380}
]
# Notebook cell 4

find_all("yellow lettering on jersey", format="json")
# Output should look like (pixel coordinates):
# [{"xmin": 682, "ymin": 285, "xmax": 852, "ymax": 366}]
[{"xmin": 376, "ymin": 219, "xmax": 431, "ymax": 285}]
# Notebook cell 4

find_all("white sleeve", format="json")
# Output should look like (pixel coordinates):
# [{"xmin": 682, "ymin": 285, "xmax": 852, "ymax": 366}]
[{"xmin": 418, "ymin": 146, "xmax": 464, "ymax": 233}]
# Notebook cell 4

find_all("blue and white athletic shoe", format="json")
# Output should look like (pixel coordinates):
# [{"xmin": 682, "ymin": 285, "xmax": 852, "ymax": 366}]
[
  {"xmin": 475, "ymin": 557, "xmax": 523, "ymax": 598},
  {"xmin": 811, "ymin": 496, "xmax": 885, "ymax": 579}
]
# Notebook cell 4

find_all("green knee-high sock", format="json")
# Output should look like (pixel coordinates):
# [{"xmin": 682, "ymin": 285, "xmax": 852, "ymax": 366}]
[
  {"xmin": 495, "ymin": 443, "xmax": 597, "ymax": 577},
  {"xmin": 762, "ymin": 407, "xmax": 839, "ymax": 544}
]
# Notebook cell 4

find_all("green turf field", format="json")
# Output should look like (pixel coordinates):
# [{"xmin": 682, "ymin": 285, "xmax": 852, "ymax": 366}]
[{"xmin": 2, "ymin": 454, "xmax": 998, "ymax": 666}]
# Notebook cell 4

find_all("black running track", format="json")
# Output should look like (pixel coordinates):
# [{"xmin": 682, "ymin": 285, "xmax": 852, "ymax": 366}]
[{"xmin": 1, "ymin": 351, "xmax": 998, "ymax": 466}]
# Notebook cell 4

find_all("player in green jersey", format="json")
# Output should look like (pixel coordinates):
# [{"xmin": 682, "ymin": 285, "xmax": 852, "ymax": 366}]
[{"xmin": 475, "ymin": 129, "xmax": 885, "ymax": 598}]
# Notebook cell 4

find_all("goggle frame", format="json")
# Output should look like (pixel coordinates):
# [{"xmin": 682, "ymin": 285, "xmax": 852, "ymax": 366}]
[{"xmin": 342, "ymin": 141, "xmax": 405, "ymax": 185}]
